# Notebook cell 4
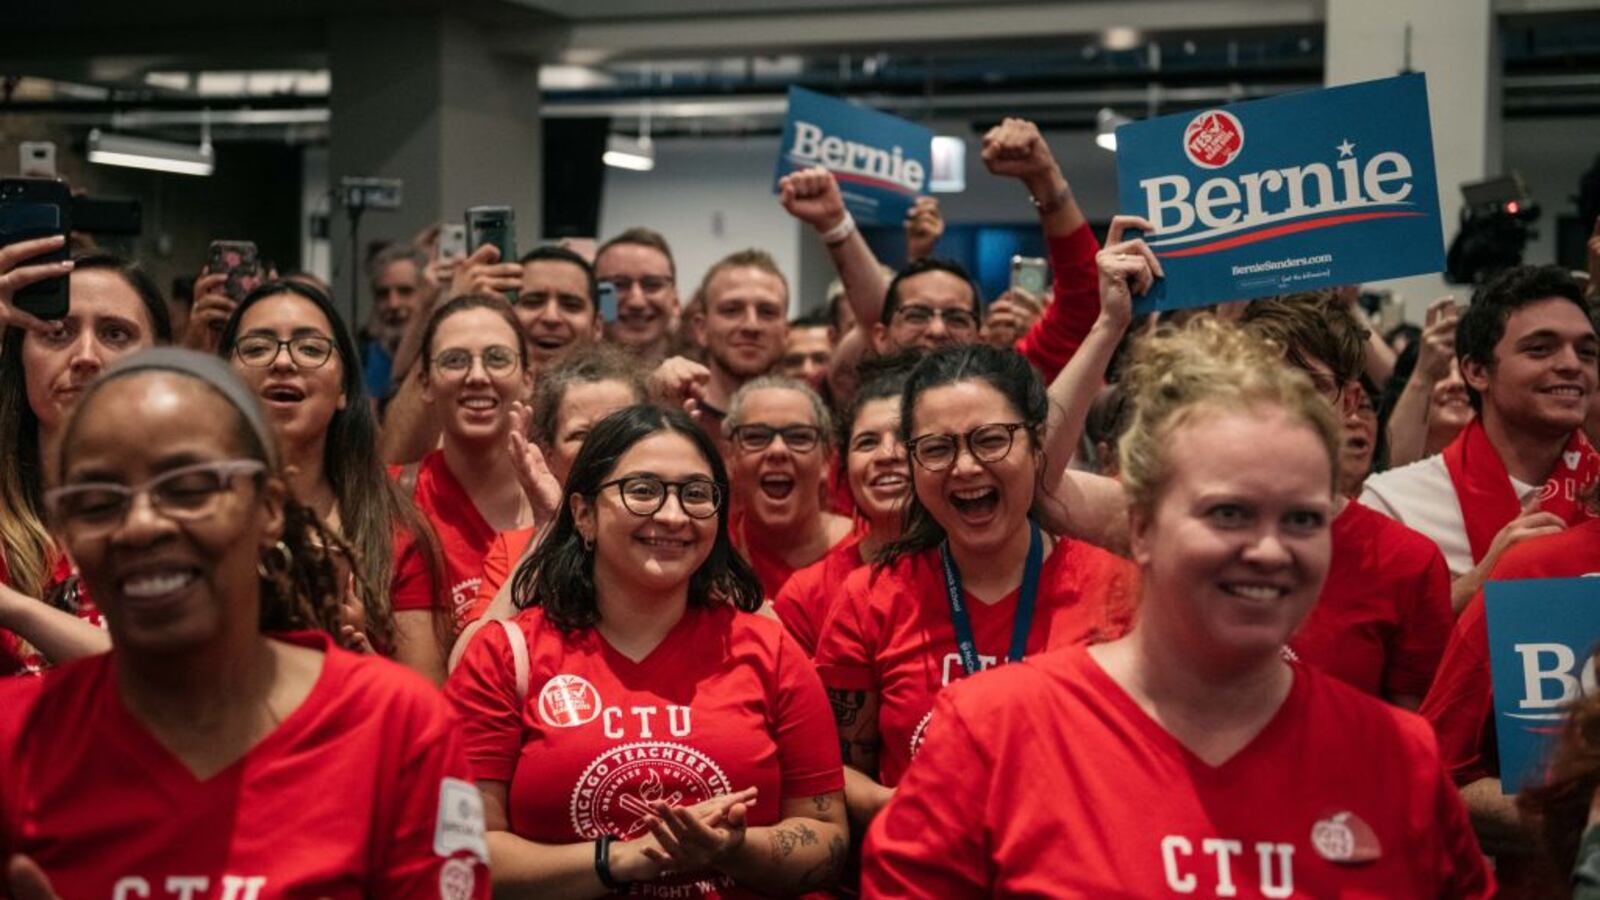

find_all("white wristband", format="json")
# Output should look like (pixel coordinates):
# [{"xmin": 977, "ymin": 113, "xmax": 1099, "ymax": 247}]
[{"xmin": 819, "ymin": 213, "xmax": 856, "ymax": 246}]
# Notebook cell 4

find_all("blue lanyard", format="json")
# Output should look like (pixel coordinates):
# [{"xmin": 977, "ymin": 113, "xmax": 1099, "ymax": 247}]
[{"xmin": 939, "ymin": 518, "xmax": 1043, "ymax": 678}]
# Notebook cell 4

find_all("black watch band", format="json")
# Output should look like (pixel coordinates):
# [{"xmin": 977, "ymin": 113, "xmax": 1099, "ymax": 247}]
[{"xmin": 595, "ymin": 834, "xmax": 632, "ymax": 892}]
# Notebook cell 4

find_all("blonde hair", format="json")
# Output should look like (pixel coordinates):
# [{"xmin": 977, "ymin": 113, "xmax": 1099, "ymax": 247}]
[{"xmin": 1118, "ymin": 316, "xmax": 1341, "ymax": 514}]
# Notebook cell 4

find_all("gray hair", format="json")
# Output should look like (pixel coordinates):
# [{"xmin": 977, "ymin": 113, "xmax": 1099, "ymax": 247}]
[
  {"xmin": 723, "ymin": 375, "xmax": 833, "ymax": 450},
  {"xmin": 367, "ymin": 243, "xmax": 426, "ymax": 282}
]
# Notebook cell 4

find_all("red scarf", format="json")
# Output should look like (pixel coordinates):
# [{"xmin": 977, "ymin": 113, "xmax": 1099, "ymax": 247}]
[{"xmin": 1441, "ymin": 419, "xmax": 1600, "ymax": 563}]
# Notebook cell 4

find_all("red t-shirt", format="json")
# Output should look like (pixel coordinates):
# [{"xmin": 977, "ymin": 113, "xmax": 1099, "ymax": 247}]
[
  {"xmin": 863, "ymin": 646, "xmax": 1493, "ymax": 899},
  {"xmin": 771, "ymin": 535, "xmax": 864, "ymax": 658},
  {"xmin": 0, "ymin": 631, "xmax": 490, "ymax": 898},
  {"xmin": 462, "ymin": 527, "xmax": 538, "ymax": 626},
  {"xmin": 1423, "ymin": 519, "xmax": 1600, "ymax": 788},
  {"xmin": 446, "ymin": 603, "xmax": 843, "ymax": 898},
  {"xmin": 396, "ymin": 450, "xmax": 497, "ymax": 629},
  {"xmin": 1287, "ymin": 500, "xmax": 1453, "ymax": 700},
  {"xmin": 389, "ymin": 526, "xmax": 440, "ymax": 613},
  {"xmin": 731, "ymin": 511, "xmax": 861, "ymax": 601},
  {"xmin": 1419, "ymin": 520, "xmax": 1600, "ymax": 898},
  {"xmin": 0, "ymin": 553, "xmax": 100, "ymax": 676},
  {"xmin": 813, "ymin": 538, "xmax": 1136, "ymax": 787}
]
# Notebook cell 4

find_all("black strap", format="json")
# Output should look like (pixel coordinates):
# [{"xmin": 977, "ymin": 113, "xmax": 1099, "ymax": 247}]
[
  {"xmin": 939, "ymin": 518, "xmax": 1044, "ymax": 678},
  {"xmin": 594, "ymin": 834, "xmax": 631, "ymax": 892}
]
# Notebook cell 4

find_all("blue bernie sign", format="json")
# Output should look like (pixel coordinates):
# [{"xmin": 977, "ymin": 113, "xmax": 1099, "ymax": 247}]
[
  {"xmin": 775, "ymin": 86, "xmax": 932, "ymax": 227},
  {"xmin": 1114, "ymin": 73, "xmax": 1444, "ymax": 313},
  {"xmin": 1484, "ymin": 577, "xmax": 1600, "ymax": 793}
]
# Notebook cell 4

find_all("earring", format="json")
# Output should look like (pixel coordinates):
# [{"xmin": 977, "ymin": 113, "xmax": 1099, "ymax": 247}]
[
  {"xmin": 257, "ymin": 540, "xmax": 294, "ymax": 579},
  {"xmin": 581, "ymin": 533, "xmax": 595, "ymax": 552}
]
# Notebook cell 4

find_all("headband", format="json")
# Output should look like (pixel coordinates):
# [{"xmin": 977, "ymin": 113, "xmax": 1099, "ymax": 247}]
[{"xmin": 85, "ymin": 347, "xmax": 280, "ymax": 469}]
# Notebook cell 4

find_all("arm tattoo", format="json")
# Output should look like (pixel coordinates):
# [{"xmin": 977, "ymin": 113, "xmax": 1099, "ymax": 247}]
[
  {"xmin": 810, "ymin": 794, "xmax": 833, "ymax": 814},
  {"xmin": 768, "ymin": 821, "xmax": 820, "ymax": 862},
  {"xmin": 827, "ymin": 688, "xmax": 867, "ymax": 728},
  {"xmin": 797, "ymin": 835, "xmax": 848, "ymax": 890}
]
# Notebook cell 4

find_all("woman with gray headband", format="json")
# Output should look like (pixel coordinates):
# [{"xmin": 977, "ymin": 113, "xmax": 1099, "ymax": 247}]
[{"xmin": 0, "ymin": 349, "xmax": 490, "ymax": 899}]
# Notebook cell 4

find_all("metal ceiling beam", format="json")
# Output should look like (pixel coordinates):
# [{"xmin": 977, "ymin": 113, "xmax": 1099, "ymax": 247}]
[{"xmin": 492, "ymin": 0, "xmax": 1325, "ymax": 62}]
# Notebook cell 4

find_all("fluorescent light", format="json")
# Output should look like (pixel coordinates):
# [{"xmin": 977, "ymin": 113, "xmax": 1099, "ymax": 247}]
[
  {"xmin": 87, "ymin": 129, "xmax": 213, "ymax": 176},
  {"xmin": 930, "ymin": 136, "xmax": 965, "ymax": 193},
  {"xmin": 603, "ymin": 134, "xmax": 654, "ymax": 172},
  {"xmin": 1095, "ymin": 108, "xmax": 1131, "ymax": 153}
]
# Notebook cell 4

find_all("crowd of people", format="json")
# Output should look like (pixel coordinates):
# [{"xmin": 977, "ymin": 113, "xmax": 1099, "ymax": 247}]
[{"xmin": 1, "ymin": 112, "xmax": 1599, "ymax": 898}]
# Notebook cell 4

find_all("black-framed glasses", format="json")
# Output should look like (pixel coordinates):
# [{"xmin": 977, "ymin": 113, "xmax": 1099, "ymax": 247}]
[
  {"xmin": 234, "ymin": 335, "xmax": 337, "ymax": 369},
  {"xmin": 730, "ymin": 424, "xmax": 822, "ymax": 454},
  {"xmin": 906, "ymin": 422, "xmax": 1030, "ymax": 471},
  {"xmin": 598, "ymin": 475, "xmax": 723, "ymax": 519},
  {"xmin": 431, "ymin": 345, "xmax": 520, "ymax": 378},
  {"xmin": 603, "ymin": 275, "xmax": 674, "ymax": 296},
  {"xmin": 45, "ymin": 460, "xmax": 267, "ymax": 536},
  {"xmin": 893, "ymin": 304, "xmax": 978, "ymax": 333}
]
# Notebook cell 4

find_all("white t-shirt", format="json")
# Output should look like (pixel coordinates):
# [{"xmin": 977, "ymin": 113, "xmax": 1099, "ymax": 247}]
[{"xmin": 1359, "ymin": 454, "xmax": 1538, "ymax": 577}]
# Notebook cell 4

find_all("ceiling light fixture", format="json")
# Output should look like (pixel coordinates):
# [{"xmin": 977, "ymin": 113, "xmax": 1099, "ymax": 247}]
[
  {"xmin": 605, "ymin": 80, "xmax": 656, "ymax": 173},
  {"xmin": 1095, "ymin": 108, "xmax": 1132, "ymax": 152},
  {"xmin": 603, "ymin": 133, "xmax": 655, "ymax": 171},
  {"xmin": 87, "ymin": 126, "xmax": 214, "ymax": 176}
]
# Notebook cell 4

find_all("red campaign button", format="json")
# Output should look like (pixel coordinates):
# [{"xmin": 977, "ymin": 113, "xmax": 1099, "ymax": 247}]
[{"xmin": 1183, "ymin": 110, "xmax": 1245, "ymax": 169}]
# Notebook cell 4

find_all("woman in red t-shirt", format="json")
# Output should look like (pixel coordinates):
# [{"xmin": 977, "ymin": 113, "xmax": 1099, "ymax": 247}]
[
  {"xmin": 1, "ymin": 348, "xmax": 487, "ymax": 899},
  {"xmin": 772, "ymin": 355, "xmax": 915, "ymax": 656},
  {"xmin": 450, "ymin": 346, "xmax": 650, "ymax": 668},
  {"xmin": 863, "ymin": 315, "xmax": 1492, "ymax": 898},
  {"xmin": 447, "ymin": 404, "xmax": 847, "ymax": 897},
  {"xmin": 218, "ymin": 280, "xmax": 449, "ymax": 681},
  {"xmin": 724, "ymin": 376, "xmax": 856, "ymax": 599},
  {"xmin": 0, "ymin": 246, "xmax": 173, "ymax": 674},
  {"xmin": 814, "ymin": 342, "xmax": 1136, "ymax": 830},
  {"xmin": 406, "ymin": 295, "xmax": 537, "ymax": 629}
]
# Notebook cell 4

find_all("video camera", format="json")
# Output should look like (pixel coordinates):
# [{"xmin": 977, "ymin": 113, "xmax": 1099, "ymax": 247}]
[{"xmin": 1446, "ymin": 173, "xmax": 1539, "ymax": 285}]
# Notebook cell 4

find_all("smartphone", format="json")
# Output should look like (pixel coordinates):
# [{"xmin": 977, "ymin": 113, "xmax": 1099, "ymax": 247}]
[
  {"xmin": 1010, "ymin": 255, "xmax": 1048, "ymax": 296},
  {"xmin": 207, "ymin": 240, "xmax": 261, "ymax": 303},
  {"xmin": 438, "ymin": 223, "xmax": 468, "ymax": 261},
  {"xmin": 466, "ymin": 206, "xmax": 516, "ymax": 264},
  {"xmin": 0, "ymin": 177, "xmax": 72, "ymax": 319},
  {"xmin": 19, "ymin": 142, "xmax": 57, "ymax": 179},
  {"xmin": 597, "ymin": 281, "xmax": 618, "ymax": 322}
]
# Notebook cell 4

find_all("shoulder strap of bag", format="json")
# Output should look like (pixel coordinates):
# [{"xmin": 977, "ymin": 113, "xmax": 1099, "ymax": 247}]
[{"xmin": 497, "ymin": 618, "xmax": 530, "ymax": 702}]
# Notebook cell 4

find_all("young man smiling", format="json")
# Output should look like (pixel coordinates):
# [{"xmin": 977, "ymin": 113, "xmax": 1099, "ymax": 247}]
[{"xmin": 1361, "ymin": 266, "xmax": 1600, "ymax": 610}]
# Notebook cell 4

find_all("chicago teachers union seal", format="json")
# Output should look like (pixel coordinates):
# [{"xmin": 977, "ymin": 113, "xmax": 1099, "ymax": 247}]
[{"xmin": 570, "ymin": 742, "xmax": 734, "ymax": 839}]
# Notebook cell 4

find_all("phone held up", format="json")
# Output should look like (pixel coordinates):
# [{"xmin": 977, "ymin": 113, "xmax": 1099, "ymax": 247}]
[
  {"xmin": 208, "ymin": 240, "xmax": 262, "ymax": 304},
  {"xmin": 0, "ymin": 177, "xmax": 73, "ymax": 320},
  {"xmin": 466, "ymin": 206, "xmax": 517, "ymax": 301},
  {"xmin": 437, "ymin": 223, "xmax": 468, "ymax": 261},
  {"xmin": 1009, "ymin": 255, "xmax": 1048, "ymax": 297}
]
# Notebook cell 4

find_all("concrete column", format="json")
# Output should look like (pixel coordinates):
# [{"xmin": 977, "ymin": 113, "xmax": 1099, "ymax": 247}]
[
  {"xmin": 328, "ymin": 11, "xmax": 541, "ymax": 326},
  {"xmin": 1326, "ymin": 0, "xmax": 1499, "ymax": 317}
]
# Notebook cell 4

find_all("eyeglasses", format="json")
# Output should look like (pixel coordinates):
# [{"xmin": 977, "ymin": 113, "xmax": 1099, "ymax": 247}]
[
  {"xmin": 603, "ymin": 276, "xmax": 674, "ymax": 296},
  {"xmin": 1306, "ymin": 371, "xmax": 1346, "ymax": 405},
  {"xmin": 893, "ymin": 304, "xmax": 978, "ymax": 333},
  {"xmin": 431, "ymin": 345, "xmax": 521, "ymax": 378},
  {"xmin": 45, "ymin": 460, "xmax": 267, "ymax": 536},
  {"xmin": 730, "ymin": 424, "xmax": 822, "ymax": 454},
  {"xmin": 906, "ymin": 422, "xmax": 1030, "ymax": 471},
  {"xmin": 234, "ymin": 335, "xmax": 337, "ymax": 369},
  {"xmin": 598, "ymin": 475, "xmax": 723, "ymax": 519}
]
